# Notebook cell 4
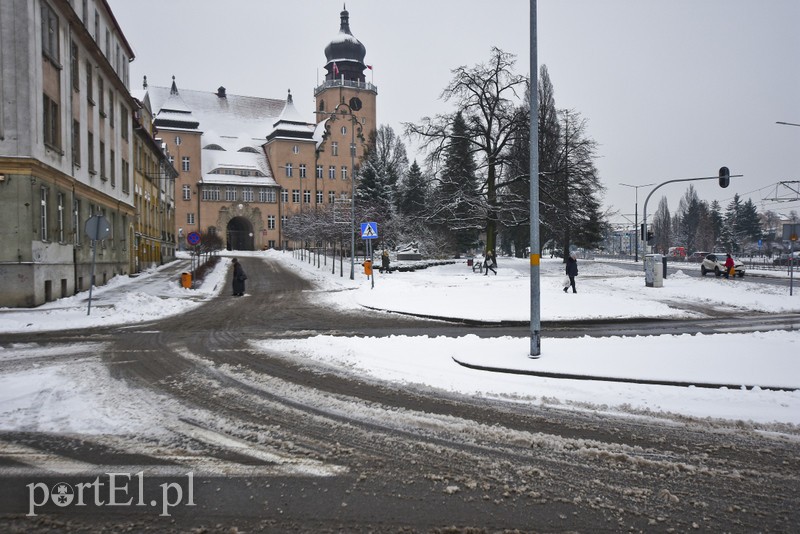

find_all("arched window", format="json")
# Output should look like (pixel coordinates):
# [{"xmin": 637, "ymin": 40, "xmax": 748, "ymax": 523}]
[{"xmin": 203, "ymin": 144, "xmax": 225, "ymax": 151}]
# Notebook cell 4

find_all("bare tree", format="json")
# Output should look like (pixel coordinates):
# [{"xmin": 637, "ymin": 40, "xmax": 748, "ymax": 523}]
[{"xmin": 405, "ymin": 47, "xmax": 528, "ymax": 255}]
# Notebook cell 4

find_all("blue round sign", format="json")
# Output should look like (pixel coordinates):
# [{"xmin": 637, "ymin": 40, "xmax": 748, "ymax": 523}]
[{"xmin": 187, "ymin": 231, "xmax": 201, "ymax": 246}]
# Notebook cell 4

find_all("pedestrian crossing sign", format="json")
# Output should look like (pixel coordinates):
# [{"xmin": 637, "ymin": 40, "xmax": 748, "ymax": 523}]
[{"xmin": 360, "ymin": 222, "xmax": 378, "ymax": 239}]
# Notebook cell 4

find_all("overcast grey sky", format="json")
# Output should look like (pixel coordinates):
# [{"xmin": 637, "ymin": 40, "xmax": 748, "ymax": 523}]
[{"xmin": 107, "ymin": 0, "xmax": 800, "ymax": 224}]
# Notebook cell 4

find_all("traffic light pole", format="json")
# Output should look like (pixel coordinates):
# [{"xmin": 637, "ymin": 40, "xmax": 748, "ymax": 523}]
[{"xmin": 641, "ymin": 171, "xmax": 742, "ymax": 257}]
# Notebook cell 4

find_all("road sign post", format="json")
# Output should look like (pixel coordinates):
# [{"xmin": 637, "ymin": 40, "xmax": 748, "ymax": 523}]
[
  {"xmin": 84, "ymin": 215, "xmax": 111, "ymax": 315},
  {"xmin": 360, "ymin": 222, "xmax": 378, "ymax": 289}
]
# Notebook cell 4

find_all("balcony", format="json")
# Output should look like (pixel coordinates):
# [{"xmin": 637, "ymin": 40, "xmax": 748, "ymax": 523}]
[{"xmin": 314, "ymin": 79, "xmax": 378, "ymax": 97}]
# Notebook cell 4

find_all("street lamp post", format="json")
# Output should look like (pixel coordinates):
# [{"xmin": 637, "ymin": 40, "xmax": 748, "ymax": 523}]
[{"xmin": 619, "ymin": 183, "xmax": 654, "ymax": 262}]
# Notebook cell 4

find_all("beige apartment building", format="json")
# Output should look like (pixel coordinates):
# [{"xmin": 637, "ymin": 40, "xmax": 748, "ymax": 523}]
[{"xmin": 146, "ymin": 6, "xmax": 377, "ymax": 251}]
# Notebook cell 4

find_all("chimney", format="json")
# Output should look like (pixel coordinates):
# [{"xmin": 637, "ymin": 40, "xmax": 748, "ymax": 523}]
[{"xmin": 216, "ymin": 86, "xmax": 227, "ymax": 98}]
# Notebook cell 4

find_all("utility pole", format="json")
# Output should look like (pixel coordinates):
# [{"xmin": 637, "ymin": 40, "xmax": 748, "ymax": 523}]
[
  {"xmin": 529, "ymin": 0, "xmax": 541, "ymax": 358},
  {"xmin": 619, "ymin": 183, "xmax": 654, "ymax": 262}
]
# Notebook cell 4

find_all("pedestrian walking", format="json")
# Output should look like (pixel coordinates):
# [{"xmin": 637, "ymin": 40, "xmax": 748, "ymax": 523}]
[
  {"xmin": 232, "ymin": 258, "xmax": 247, "ymax": 296},
  {"xmin": 564, "ymin": 252, "xmax": 578, "ymax": 293},
  {"xmin": 380, "ymin": 249, "xmax": 390, "ymax": 273},
  {"xmin": 484, "ymin": 250, "xmax": 497, "ymax": 276}
]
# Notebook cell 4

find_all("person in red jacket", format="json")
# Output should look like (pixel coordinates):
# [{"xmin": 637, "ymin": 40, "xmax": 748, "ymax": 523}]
[{"xmin": 724, "ymin": 253, "xmax": 735, "ymax": 279}]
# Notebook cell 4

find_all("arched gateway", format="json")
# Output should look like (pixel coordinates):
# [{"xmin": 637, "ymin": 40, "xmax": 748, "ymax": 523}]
[{"xmin": 226, "ymin": 217, "xmax": 254, "ymax": 251}]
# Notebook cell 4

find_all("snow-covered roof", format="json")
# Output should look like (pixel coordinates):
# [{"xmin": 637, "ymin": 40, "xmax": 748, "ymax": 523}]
[{"xmin": 147, "ymin": 84, "xmax": 287, "ymax": 139}]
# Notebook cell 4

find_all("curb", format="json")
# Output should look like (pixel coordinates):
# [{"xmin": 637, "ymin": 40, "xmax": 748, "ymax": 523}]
[{"xmin": 451, "ymin": 356, "xmax": 798, "ymax": 392}]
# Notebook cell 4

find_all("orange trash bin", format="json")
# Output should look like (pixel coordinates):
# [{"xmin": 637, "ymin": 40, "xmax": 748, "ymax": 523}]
[
  {"xmin": 362, "ymin": 260, "xmax": 373, "ymax": 276},
  {"xmin": 180, "ymin": 272, "xmax": 192, "ymax": 288}
]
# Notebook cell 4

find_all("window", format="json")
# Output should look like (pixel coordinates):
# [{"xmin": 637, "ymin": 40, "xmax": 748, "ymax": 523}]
[
  {"xmin": 182, "ymin": 185, "xmax": 191, "ymax": 200},
  {"xmin": 203, "ymin": 186, "xmax": 221, "ymax": 201},
  {"xmin": 292, "ymin": 145, "xmax": 299, "ymax": 154},
  {"xmin": 329, "ymin": 166, "xmax": 335, "ymax": 179},
  {"xmin": 303, "ymin": 190, "xmax": 311, "ymax": 204},
  {"xmin": 99, "ymin": 141, "xmax": 105, "ymax": 179},
  {"xmin": 341, "ymin": 166, "xmax": 348, "ymax": 180},
  {"xmin": 109, "ymin": 90, "xmax": 114, "ymax": 127},
  {"xmin": 181, "ymin": 157, "xmax": 190, "ymax": 172},
  {"xmin": 259, "ymin": 188, "xmax": 276, "ymax": 203},
  {"xmin": 120, "ymin": 104, "xmax": 128, "ymax": 140},
  {"xmin": 267, "ymin": 215, "xmax": 275, "ymax": 230},
  {"xmin": 86, "ymin": 60, "xmax": 93, "ymax": 104},
  {"xmin": 316, "ymin": 191, "xmax": 323, "ymax": 204},
  {"xmin": 316, "ymin": 165, "xmax": 323, "ymax": 179},
  {"xmin": 281, "ymin": 189, "xmax": 288, "ymax": 203},
  {"xmin": 41, "ymin": 3, "xmax": 60, "ymax": 62},
  {"xmin": 73, "ymin": 198, "xmax": 81, "ymax": 245},
  {"xmin": 341, "ymin": 126, "xmax": 347, "ymax": 135},
  {"xmin": 57, "ymin": 192, "xmax": 64, "ymax": 242},
  {"xmin": 242, "ymin": 187, "xmax": 254, "ymax": 202},
  {"xmin": 225, "ymin": 186, "xmax": 236, "ymax": 202},
  {"xmin": 292, "ymin": 189, "xmax": 300, "ymax": 203},
  {"xmin": 331, "ymin": 142, "xmax": 338, "ymax": 156},
  {"xmin": 98, "ymin": 76, "xmax": 105, "ymax": 116},
  {"xmin": 299, "ymin": 164, "xmax": 307, "ymax": 178},
  {"xmin": 175, "ymin": 136, "xmax": 181, "ymax": 146},
  {"xmin": 328, "ymin": 191, "xmax": 335, "ymax": 204},
  {"xmin": 110, "ymin": 149, "xmax": 115, "ymax": 186},
  {"xmin": 43, "ymin": 94, "xmax": 60, "ymax": 150},
  {"xmin": 72, "ymin": 120, "xmax": 80, "ymax": 166},
  {"xmin": 93, "ymin": 10, "xmax": 99, "ymax": 40},
  {"xmin": 105, "ymin": 29, "xmax": 110, "ymax": 59},
  {"xmin": 285, "ymin": 163, "xmax": 293, "ymax": 177},
  {"xmin": 187, "ymin": 213, "xmax": 195, "ymax": 225},
  {"xmin": 87, "ymin": 131, "xmax": 95, "ymax": 172},
  {"xmin": 71, "ymin": 42, "xmax": 79, "ymax": 91},
  {"xmin": 40, "ymin": 187, "xmax": 49, "ymax": 241},
  {"xmin": 351, "ymin": 143, "xmax": 357, "ymax": 157},
  {"xmin": 240, "ymin": 170, "xmax": 250, "ymax": 177},
  {"xmin": 122, "ymin": 159, "xmax": 130, "ymax": 193}
]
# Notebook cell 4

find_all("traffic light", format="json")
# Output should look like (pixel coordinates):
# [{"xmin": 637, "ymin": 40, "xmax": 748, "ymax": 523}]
[
  {"xmin": 641, "ymin": 224, "xmax": 654, "ymax": 243},
  {"xmin": 719, "ymin": 166, "xmax": 730, "ymax": 188}
]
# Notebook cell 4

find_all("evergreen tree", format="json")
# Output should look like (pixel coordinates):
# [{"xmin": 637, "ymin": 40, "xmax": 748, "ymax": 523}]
[
  {"xmin": 721, "ymin": 194, "xmax": 745, "ymax": 252},
  {"xmin": 396, "ymin": 160, "xmax": 429, "ymax": 220},
  {"xmin": 709, "ymin": 200, "xmax": 724, "ymax": 247},
  {"xmin": 429, "ymin": 112, "xmax": 482, "ymax": 253},
  {"xmin": 738, "ymin": 198, "xmax": 762, "ymax": 243}
]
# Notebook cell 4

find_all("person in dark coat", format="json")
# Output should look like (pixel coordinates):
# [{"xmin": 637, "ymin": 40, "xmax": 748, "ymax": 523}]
[
  {"xmin": 380, "ymin": 249, "xmax": 390, "ymax": 273},
  {"xmin": 232, "ymin": 258, "xmax": 247, "ymax": 296},
  {"xmin": 484, "ymin": 250, "xmax": 497, "ymax": 275},
  {"xmin": 564, "ymin": 252, "xmax": 578, "ymax": 293}
]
